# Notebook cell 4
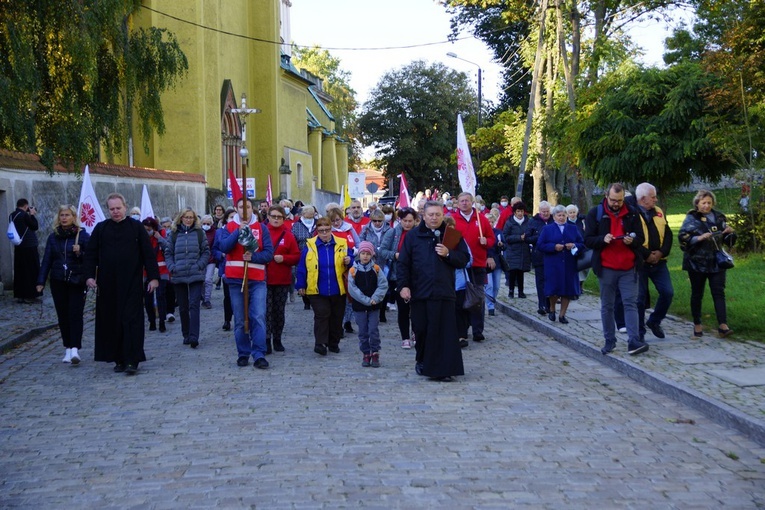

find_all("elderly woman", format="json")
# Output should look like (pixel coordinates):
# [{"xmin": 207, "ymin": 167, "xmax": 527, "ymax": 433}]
[
  {"xmin": 165, "ymin": 207, "xmax": 210, "ymax": 348},
  {"xmin": 295, "ymin": 217, "xmax": 352, "ymax": 356},
  {"xmin": 678, "ymin": 189, "xmax": 736, "ymax": 338},
  {"xmin": 525, "ymin": 201, "xmax": 555, "ymax": 314},
  {"xmin": 265, "ymin": 205, "xmax": 301, "ymax": 353},
  {"xmin": 537, "ymin": 205, "xmax": 585, "ymax": 324},
  {"xmin": 36, "ymin": 205, "xmax": 91, "ymax": 364},
  {"xmin": 292, "ymin": 204, "xmax": 318, "ymax": 310},
  {"xmin": 502, "ymin": 201, "xmax": 531, "ymax": 298}
]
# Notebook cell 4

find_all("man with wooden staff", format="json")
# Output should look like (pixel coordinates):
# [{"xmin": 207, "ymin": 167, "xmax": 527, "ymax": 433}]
[{"xmin": 220, "ymin": 197, "xmax": 274, "ymax": 369}]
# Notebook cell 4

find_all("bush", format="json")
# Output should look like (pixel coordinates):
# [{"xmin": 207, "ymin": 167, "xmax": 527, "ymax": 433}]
[{"xmin": 729, "ymin": 197, "xmax": 765, "ymax": 253}]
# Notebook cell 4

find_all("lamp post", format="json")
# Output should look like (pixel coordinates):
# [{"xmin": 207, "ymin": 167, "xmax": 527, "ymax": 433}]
[
  {"xmin": 229, "ymin": 93, "xmax": 260, "ymax": 332},
  {"xmin": 447, "ymin": 52, "xmax": 482, "ymax": 127}
]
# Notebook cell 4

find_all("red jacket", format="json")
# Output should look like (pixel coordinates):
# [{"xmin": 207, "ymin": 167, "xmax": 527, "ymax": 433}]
[
  {"xmin": 265, "ymin": 223, "xmax": 300, "ymax": 285},
  {"xmin": 451, "ymin": 208, "xmax": 496, "ymax": 268},
  {"xmin": 346, "ymin": 216, "xmax": 369, "ymax": 235}
]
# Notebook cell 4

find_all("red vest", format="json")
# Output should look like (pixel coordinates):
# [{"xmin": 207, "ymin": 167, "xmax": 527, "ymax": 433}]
[{"xmin": 224, "ymin": 220, "xmax": 266, "ymax": 281}]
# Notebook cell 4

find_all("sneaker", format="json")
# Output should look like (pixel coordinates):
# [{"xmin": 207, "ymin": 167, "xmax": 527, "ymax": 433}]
[
  {"xmin": 628, "ymin": 341, "xmax": 649, "ymax": 356},
  {"xmin": 646, "ymin": 321, "xmax": 665, "ymax": 339},
  {"xmin": 389, "ymin": 303, "xmax": 397, "ymax": 311},
  {"xmin": 166, "ymin": 313, "xmax": 176, "ymax": 323},
  {"xmin": 236, "ymin": 357, "xmax": 249, "ymax": 367},
  {"xmin": 362, "ymin": 354, "xmax": 371, "ymax": 367},
  {"xmin": 253, "ymin": 357, "xmax": 269, "ymax": 369},
  {"xmin": 488, "ymin": 309, "xmax": 495, "ymax": 316},
  {"xmin": 62, "ymin": 349, "xmax": 72, "ymax": 363},
  {"xmin": 458, "ymin": 338, "xmax": 469, "ymax": 348},
  {"xmin": 601, "ymin": 341, "xmax": 616, "ymax": 355},
  {"xmin": 402, "ymin": 339, "xmax": 412, "ymax": 349},
  {"xmin": 617, "ymin": 327, "xmax": 627, "ymax": 334},
  {"xmin": 70, "ymin": 348, "xmax": 80, "ymax": 365},
  {"xmin": 370, "ymin": 352, "xmax": 380, "ymax": 368}
]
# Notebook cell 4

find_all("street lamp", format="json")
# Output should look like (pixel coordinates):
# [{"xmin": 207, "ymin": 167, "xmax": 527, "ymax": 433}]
[{"xmin": 447, "ymin": 52, "xmax": 482, "ymax": 127}]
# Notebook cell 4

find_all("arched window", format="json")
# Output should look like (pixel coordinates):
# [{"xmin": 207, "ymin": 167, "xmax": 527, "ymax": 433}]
[{"xmin": 297, "ymin": 162, "xmax": 304, "ymax": 188}]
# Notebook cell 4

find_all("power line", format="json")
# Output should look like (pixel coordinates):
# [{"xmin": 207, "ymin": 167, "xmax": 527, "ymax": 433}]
[{"xmin": 141, "ymin": 4, "xmax": 482, "ymax": 52}]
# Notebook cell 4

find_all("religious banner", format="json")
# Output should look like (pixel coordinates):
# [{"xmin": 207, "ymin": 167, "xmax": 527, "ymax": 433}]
[
  {"xmin": 347, "ymin": 172, "xmax": 366, "ymax": 198},
  {"xmin": 77, "ymin": 165, "xmax": 105, "ymax": 233},
  {"xmin": 456, "ymin": 114, "xmax": 477, "ymax": 196}
]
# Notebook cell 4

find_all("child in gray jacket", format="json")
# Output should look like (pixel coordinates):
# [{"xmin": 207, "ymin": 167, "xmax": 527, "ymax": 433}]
[{"xmin": 347, "ymin": 241, "xmax": 389, "ymax": 367}]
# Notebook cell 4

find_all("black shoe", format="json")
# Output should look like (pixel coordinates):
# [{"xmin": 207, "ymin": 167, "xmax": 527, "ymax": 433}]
[
  {"xmin": 266, "ymin": 339, "xmax": 272, "ymax": 355},
  {"xmin": 149, "ymin": 322, "xmax": 156, "ymax": 331},
  {"xmin": 114, "ymin": 363, "xmax": 126, "ymax": 373},
  {"xmin": 537, "ymin": 308, "xmax": 547, "ymax": 315},
  {"xmin": 159, "ymin": 321, "xmax": 166, "ymax": 333},
  {"xmin": 415, "ymin": 362, "xmax": 424, "ymax": 376},
  {"xmin": 646, "ymin": 321, "xmax": 665, "ymax": 339},
  {"xmin": 488, "ymin": 309, "xmax": 495, "ymax": 316},
  {"xmin": 343, "ymin": 321, "xmax": 354, "ymax": 333},
  {"xmin": 125, "ymin": 364, "xmax": 137, "ymax": 375},
  {"xmin": 379, "ymin": 317, "xmax": 387, "ymax": 323},
  {"xmin": 628, "ymin": 341, "xmax": 649, "ymax": 356},
  {"xmin": 508, "ymin": 292, "xmax": 514, "ymax": 298},
  {"xmin": 304, "ymin": 304, "xmax": 311, "ymax": 310},
  {"xmin": 236, "ymin": 356, "xmax": 249, "ymax": 367},
  {"xmin": 718, "ymin": 327, "xmax": 734, "ymax": 338},
  {"xmin": 548, "ymin": 312, "xmax": 556, "ymax": 321},
  {"xmin": 458, "ymin": 338, "xmax": 469, "ymax": 348},
  {"xmin": 190, "ymin": 340, "xmax": 199, "ymax": 349},
  {"xmin": 314, "ymin": 344, "xmax": 328, "ymax": 356},
  {"xmin": 473, "ymin": 333, "xmax": 485, "ymax": 342},
  {"xmin": 601, "ymin": 341, "xmax": 616, "ymax": 355},
  {"xmin": 558, "ymin": 316, "xmax": 569, "ymax": 324},
  {"xmin": 183, "ymin": 338, "xmax": 190, "ymax": 345},
  {"xmin": 222, "ymin": 321, "xmax": 231, "ymax": 331},
  {"xmin": 432, "ymin": 376, "xmax": 454, "ymax": 382},
  {"xmin": 518, "ymin": 293, "xmax": 526, "ymax": 298},
  {"xmin": 328, "ymin": 345, "xmax": 340, "ymax": 353},
  {"xmin": 253, "ymin": 357, "xmax": 269, "ymax": 369},
  {"xmin": 273, "ymin": 339, "xmax": 285, "ymax": 352}
]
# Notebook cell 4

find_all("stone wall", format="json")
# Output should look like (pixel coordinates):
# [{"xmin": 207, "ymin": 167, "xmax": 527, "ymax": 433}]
[{"xmin": 0, "ymin": 150, "xmax": 209, "ymax": 289}]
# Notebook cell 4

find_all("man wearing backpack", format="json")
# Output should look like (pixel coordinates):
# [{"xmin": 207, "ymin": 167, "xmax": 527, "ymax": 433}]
[{"xmin": 9, "ymin": 198, "xmax": 40, "ymax": 303}]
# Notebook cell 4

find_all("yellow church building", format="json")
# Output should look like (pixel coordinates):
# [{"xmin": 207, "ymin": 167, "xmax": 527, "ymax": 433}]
[{"xmin": 114, "ymin": 0, "xmax": 348, "ymax": 203}]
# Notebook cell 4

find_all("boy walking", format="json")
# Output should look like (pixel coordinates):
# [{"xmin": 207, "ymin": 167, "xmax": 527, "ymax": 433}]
[{"xmin": 347, "ymin": 241, "xmax": 388, "ymax": 367}]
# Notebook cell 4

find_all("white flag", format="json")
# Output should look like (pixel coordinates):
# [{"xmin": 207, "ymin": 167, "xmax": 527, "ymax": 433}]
[
  {"xmin": 140, "ymin": 184, "xmax": 155, "ymax": 220},
  {"xmin": 456, "ymin": 114, "xmax": 477, "ymax": 196},
  {"xmin": 77, "ymin": 165, "xmax": 105, "ymax": 234}
]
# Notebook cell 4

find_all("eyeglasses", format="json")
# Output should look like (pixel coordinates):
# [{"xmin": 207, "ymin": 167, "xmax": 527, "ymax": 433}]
[
  {"xmin": 372, "ymin": 220, "xmax": 383, "ymax": 223},
  {"xmin": 269, "ymin": 215, "xmax": 284, "ymax": 220},
  {"xmin": 317, "ymin": 228, "xmax": 331, "ymax": 233}
]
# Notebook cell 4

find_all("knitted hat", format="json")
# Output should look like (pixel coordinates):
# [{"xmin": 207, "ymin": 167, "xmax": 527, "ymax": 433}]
[{"xmin": 358, "ymin": 241, "xmax": 375, "ymax": 256}]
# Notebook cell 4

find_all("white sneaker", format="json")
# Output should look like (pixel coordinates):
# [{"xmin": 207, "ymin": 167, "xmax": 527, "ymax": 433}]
[
  {"xmin": 62, "ymin": 349, "xmax": 72, "ymax": 363},
  {"xmin": 70, "ymin": 348, "xmax": 80, "ymax": 365},
  {"xmin": 618, "ymin": 327, "xmax": 627, "ymax": 334},
  {"xmin": 166, "ymin": 313, "xmax": 176, "ymax": 323},
  {"xmin": 402, "ymin": 339, "xmax": 411, "ymax": 349},
  {"xmin": 389, "ymin": 303, "xmax": 397, "ymax": 312}
]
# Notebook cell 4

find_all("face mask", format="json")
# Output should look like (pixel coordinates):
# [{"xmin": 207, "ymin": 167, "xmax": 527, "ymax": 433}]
[
  {"xmin": 384, "ymin": 214, "xmax": 392, "ymax": 222},
  {"xmin": 500, "ymin": 201, "xmax": 508, "ymax": 208},
  {"xmin": 202, "ymin": 225, "xmax": 211, "ymax": 231},
  {"xmin": 147, "ymin": 229, "xmax": 154, "ymax": 236},
  {"xmin": 479, "ymin": 205, "xmax": 486, "ymax": 211},
  {"xmin": 131, "ymin": 214, "xmax": 140, "ymax": 220}
]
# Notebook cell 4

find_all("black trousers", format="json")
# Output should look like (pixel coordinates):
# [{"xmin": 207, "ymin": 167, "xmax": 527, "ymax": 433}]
[
  {"xmin": 395, "ymin": 293, "xmax": 412, "ymax": 341},
  {"xmin": 50, "ymin": 279, "xmax": 86, "ymax": 348},
  {"xmin": 687, "ymin": 270, "xmax": 727, "ymax": 325},
  {"xmin": 13, "ymin": 246, "xmax": 39, "ymax": 300},
  {"xmin": 266, "ymin": 284, "xmax": 290, "ymax": 341},
  {"xmin": 506, "ymin": 269, "xmax": 525, "ymax": 295},
  {"xmin": 308, "ymin": 294, "xmax": 345, "ymax": 348},
  {"xmin": 222, "ymin": 280, "xmax": 233, "ymax": 322}
]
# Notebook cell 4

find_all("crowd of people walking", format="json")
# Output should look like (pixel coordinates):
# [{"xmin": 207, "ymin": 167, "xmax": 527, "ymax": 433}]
[{"xmin": 10, "ymin": 181, "xmax": 738, "ymax": 379}]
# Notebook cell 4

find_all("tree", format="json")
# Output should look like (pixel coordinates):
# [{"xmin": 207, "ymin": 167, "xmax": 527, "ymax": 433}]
[
  {"xmin": 358, "ymin": 61, "xmax": 476, "ymax": 193},
  {"xmin": 292, "ymin": 45, "xmax": 360, "ymax": 165},
  {"xmin": 0, "ymin": 0, "xmax": 187, "ymax": 171},
  {"xmin": 572, "ymin": 62, "xmax": 738, "ymax": 193}
]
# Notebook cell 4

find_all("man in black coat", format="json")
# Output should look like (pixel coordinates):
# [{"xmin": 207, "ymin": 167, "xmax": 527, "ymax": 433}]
[
  {"xmin": 9, "ymin": 198, "xmax": 40, "ymax": 303},
  {"xmin": 397, "ymin": 201, "xmax": 470, "ymax": 381},
  {"xmin": 584, "ymin": 183, "xmax": 648, "ymax": 356}
]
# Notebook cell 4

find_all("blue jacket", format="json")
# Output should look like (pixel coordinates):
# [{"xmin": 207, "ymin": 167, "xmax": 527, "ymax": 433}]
[
  {"xmin": 165, "ymin": 225, "xmax": 210, "ymax": 284},
  {"xmin": 295, "ymin": 235, "xmax": 352, "ymax": 296},
  {"xmin": 38, "ymin": 227, "xmax": 90, "ymax": 286}
]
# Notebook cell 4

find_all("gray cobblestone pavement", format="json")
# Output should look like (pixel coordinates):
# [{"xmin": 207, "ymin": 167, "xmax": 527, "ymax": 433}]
[{"xmin": 1, "ymin": 279, "xmax": 765, "ymax": 508}]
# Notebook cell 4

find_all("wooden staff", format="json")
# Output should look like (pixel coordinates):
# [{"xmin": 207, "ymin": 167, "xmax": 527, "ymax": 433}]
[{"xmin": 241, "ymin": 158, "xmax": 250, "ymax": 334}]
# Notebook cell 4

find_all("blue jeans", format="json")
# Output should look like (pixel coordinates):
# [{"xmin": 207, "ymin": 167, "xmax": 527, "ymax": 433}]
[
  {"xmin": 638, "ymin": 261, "xmax": 674, "ymax": 336},
  {"xmin": 354, "ymin": 309, "xmax": 381, "ymax": 353},
  {"xmin": 484, "ymin": 267, "xmax": 503, "ymax": 311},
  {"xmin": 598, "ymin": 268, "xmax": 640, "ymax": 345},
  {"xmin": 227, "ymin": 279, "xmax": 267, "ymax": 360}
]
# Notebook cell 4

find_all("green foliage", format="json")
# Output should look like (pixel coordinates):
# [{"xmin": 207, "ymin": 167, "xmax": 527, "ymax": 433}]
[
  {"xmin": 572, "ymin": 61, "xmax": 738, "ymax": 191},
  {"xmin": 358, "ymin": 61, "xmax": 476, "ymax": 193},
  {"xmin": 292, "ymin": 45, "xmax": 359, "ymax": 163},
  {"xmin": 0, "ymin": 0, "xmax": 187, "ymax": 171}
]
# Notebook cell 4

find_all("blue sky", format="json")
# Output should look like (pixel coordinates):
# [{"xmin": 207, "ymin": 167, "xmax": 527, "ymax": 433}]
[{"xmin": 290, "ymin": 0, "xmax": 694, "ymax": 108}]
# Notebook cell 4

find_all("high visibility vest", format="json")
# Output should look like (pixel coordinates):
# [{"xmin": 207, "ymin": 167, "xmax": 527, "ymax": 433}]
[
  {"xmin": 639, "ymin": 206, "xmax": 669, "ymax": 261},
  {"xmin": 304, "ymin": 236, "xmax": 347, "ymax": 295},
  {"xmin": 224, "ymin": 220, "xmax": 266, "ymax": 281}
]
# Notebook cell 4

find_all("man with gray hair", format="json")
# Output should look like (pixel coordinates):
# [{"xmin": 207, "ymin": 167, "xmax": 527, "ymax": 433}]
[{"xmin": 634, "ymin": 182, "xmax": 674, "ymax": 341}]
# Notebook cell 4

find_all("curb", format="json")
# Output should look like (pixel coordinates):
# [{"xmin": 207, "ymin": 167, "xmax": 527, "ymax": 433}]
[
  {"xmin": 0, "ymin": 323, "xmax": 59, "ymax": 354},
  {"xmin": 496, "ymin": 300, "xmax": 765, "ymax": 447}
]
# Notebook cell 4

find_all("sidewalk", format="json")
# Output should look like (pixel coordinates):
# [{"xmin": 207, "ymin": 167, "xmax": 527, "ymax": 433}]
[{"xmin": 493, "ymin": 271, "xmax": 765, "ymax": 445}]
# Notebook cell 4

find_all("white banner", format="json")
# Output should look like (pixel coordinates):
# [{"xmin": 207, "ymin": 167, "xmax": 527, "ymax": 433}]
[
  {"xmin": 348, "ymin": 172, "xmax": 366, "ymax": 198},
  {"xmin": 140, "ymin": 184, "xmax": 155, "ymax": 220},
  {"xmin": 456, "ymin": 114, "xmax": 477, "ymax": 196},
  {"xmin": 77, "ymin": 165, "xmax": 105, "ymax": 233}
]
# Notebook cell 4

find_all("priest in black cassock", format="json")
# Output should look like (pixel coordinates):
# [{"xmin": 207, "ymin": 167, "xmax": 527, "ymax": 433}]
[{"xmin": 83, "ymin": 193, "xmax": 160, "ymax": 375}]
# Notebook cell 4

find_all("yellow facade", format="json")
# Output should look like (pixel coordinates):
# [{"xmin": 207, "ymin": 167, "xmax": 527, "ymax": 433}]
[{"xmin": 114, "ymin": 0, "xmax": 345, "ymax": 204}]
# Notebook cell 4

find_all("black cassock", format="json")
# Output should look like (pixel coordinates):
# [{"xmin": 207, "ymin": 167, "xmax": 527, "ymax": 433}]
[{"xmin": 83, "ymin": 218, "xmax": 160, "ymax": 365}]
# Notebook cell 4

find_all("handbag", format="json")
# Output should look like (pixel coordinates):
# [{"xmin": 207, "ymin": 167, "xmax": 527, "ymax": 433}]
[
  {"xmin": 462, "ymin": 269, "xmax": 484, "ymax": 310},
  {"xmin": 712, "ymin": 238, "xmax": 734, "ymax": 270},
  {"xmin": 576, "ymin": 248, "xmax": 593, "ymax": 272}
]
